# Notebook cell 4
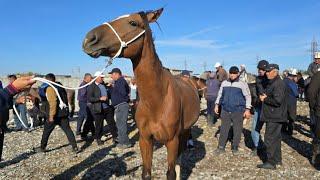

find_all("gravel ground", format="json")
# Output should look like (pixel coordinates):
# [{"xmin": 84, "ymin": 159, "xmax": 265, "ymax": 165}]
[{"xmin": 0, "ymin": 100, "xmax": 319, "ymax": 179}]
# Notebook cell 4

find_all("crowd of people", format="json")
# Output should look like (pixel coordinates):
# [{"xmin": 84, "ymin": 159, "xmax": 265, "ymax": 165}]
[{"xmin": 0, "ymin": 52, "xmax": 320, "ymax": 171}]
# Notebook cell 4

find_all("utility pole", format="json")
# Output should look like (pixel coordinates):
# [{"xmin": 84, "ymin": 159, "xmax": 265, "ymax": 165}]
[
  {"xmin": 203, "ymin": 61, "xmax": 207, "ymax": 72},
  {"xmin": 311, "ymin": 36, "xmax": 318, "ymax": 62}
]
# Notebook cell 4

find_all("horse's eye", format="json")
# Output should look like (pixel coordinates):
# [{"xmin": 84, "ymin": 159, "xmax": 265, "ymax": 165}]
[{"xmin": 129, "ymin": 21, "xmax": 138, "ymax": 27}]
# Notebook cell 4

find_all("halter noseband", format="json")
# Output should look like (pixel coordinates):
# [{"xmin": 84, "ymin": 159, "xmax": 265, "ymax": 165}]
[{"xmin": 103, "ymin": 19, "xmax": 146, "ymax": 63}]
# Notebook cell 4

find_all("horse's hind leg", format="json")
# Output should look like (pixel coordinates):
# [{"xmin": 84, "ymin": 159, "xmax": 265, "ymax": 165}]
[
  {"xmin": 166, "ymin": 135, "xmax": 179, "ymax": 180},
  {"xmin": 139, "ymin": 136, "xmax": 154, "ymax": 180},
  {"xmin": 175, "ymin": 129, "xmax": 190, "ymax": 180}
]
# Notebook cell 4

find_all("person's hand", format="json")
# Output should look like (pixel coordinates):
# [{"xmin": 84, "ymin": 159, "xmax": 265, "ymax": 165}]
[
  {"xmin": 243, "ymin": 109, "xmax": 251, "ymax": 119},
  {"xmin": 12, "ymin": 76, "xmax": 35, "ymax": 90},
  {"xmin": 15, "ymin": 96, "xmax": 31, "ymax": 104},
  {"xmin": 100, "ymin": 96, "xmax": 107, "ymax": 101},
  {"xmin": 259, "ymin": 94, "xmax": 267, "ymax": 102},
  {"xmin": 214, "ymin": 105, "xmax": 219, "ymax": 114}
]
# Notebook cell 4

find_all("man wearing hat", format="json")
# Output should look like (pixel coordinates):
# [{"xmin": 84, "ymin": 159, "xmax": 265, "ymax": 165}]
[
  {"xmin": 214, "ymin": 66, "xmax": 252, "ymax": 155},
  {"xmin": 308, "ymin": 71, "xmax": 320, "ymax": 165},
  {"xmin": 250, "ymin": 60, "xmax": 269, "ymax": 156},
  {"xmin": 258, "ymin": 64, "xmax": 287, "ymax": 169},
  {"xmin": 206, "ymin": 72, "xmax": 221, "ymax": 126},
  {"xmin": 109, "ymin": 68, "xmax": 131, "ymax": 149},
  {"xmin": 308, "ymin": 52, "xmax": 320, "ymax": 78},
  {"xmin": 214, "ymin": 62, "xmax": 228, "ymax": 82},
  {"xmin": 283, "ymin": 69, "xmax": 299, "ymax": 136},
  {"xmin": 86, "ymin": 71, "xmax": 117, "ymax": 145}
]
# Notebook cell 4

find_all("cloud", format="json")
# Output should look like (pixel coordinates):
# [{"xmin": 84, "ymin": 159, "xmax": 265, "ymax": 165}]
[
  {"xmin": 155, "ymin": 26, "xmax": 228, "ymax": 49},
  {"xmin": 155, "ymin": 39, "xmax": 228, "ymax": 49}
]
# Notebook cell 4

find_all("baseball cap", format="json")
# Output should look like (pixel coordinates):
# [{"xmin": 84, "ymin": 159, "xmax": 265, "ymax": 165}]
[
  {"xmin": 265, "ymin": 64, "xmax": 279, "ymax": 72},
  {"xmin": 94, "ymin": 71, "xmax": 105, "ymax": 77},
  {"xmin": 108, "ymin": 68, "xmax": 122, "ymax": 75},
  {"xmin": 229, "ymin": 66, "xmax": 239, "ymax": 74},
  {"xmin": 257, "ymin": 60, "xmax": 269, "ymax": 70},
  {"xmin": 214, "ymin": 62, "xmax": 221, "ymax": 68}
]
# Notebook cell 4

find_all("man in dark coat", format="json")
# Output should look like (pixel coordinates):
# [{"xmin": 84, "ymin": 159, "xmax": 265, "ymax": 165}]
[
  {"xmin": 251, "ymin": 60, "xmax": 269, "ymax": 156},
  {"xmin": 257, "ymin": 64, "xmax": 287, "ymax": 170},
  {"xmin": 87, "ymin": 71, "xmax": 117, "ymax": 145},
  {"xmin": 307, "ymin": 71, "xmax": 320, "ymax": 165}
]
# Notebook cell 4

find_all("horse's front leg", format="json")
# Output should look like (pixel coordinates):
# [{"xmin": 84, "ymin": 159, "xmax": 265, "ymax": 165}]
[
  {"xmin": 139, "ymin": 136, "xmax": 154, "ymax": 180},
  {"xmin": 166, "ymin": 135, "xmax": 179, "ymax": 180}
]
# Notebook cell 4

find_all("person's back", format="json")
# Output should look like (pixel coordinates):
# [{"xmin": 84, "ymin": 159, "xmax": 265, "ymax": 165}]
[
  {"xmin": 111, "ymin": 76, "xmax": 130, "ymax": 106},
  {"xmin": 206, "ymin": 78, "xmax": 220, "ymax": 99}
]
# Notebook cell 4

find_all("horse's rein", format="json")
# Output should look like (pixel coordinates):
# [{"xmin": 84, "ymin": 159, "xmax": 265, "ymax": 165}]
[{"xmin": 13, "ymin": 14, "xmax": 146, "ymax": 127}]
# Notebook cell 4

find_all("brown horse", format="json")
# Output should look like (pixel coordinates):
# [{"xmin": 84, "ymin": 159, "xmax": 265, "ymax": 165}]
[
  {"xmin": 83, "ymin": 9, "xmax": 200, "ymax": 180},
  {"xmin": 190, "ymin": 76, "xmax": 207, "ymax": 99}
]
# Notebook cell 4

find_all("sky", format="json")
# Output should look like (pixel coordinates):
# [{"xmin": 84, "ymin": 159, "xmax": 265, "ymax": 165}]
[{"xmin": 0, "ymin": 0, "xmax": 319, "ymax": 76}]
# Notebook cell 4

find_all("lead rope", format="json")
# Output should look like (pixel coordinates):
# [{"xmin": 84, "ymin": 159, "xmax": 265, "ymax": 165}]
[{"xmin": 13, "ymin": 21, "xmax": 145, "ymax": 130}]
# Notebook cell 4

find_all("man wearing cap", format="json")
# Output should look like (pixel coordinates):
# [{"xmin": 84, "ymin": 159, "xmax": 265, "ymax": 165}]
[
  {"xmin": 257, "ymin": 64, "xmax": 287, "ymax": 169},
  {"xmin": 214, "ymin": 66, "xmax": 251, "ymax": 155},
  {"xmin": 307, "ymin": 52, "xmax": 320, "ymax": 78},
  {"xmin": 283, "ymin": 69, "xmax": 299, "ymax": 136},
  {"xmin": 87, "ymin": 71, "xmax": 117, "ymax": 145},
  {"xmin": 76, "ymin": 73, "xmax": 92, "ymax": 135},
  {"xmin": 214, "ymin": 62, "xmax": 228, "ymax": 82},
  {"xmin": 109, "ymin": 68, "xmax": 131, "ymax": 148},
  {"xmin": 34, "ymin": 73, "xmax": 78, "ymax": 153},
  {"xmin": 308, "ymin": 71, "xmax": 320, "ymax": 165},
  {"xmin": 251, "ymin": 60, "xmax": 269, "ymax": 156},
  {"xmin": 206, "ymin": 72, "xmax": 221, "ymax": 126},
  {"xmin": 180, "ymin": 70, "xmax": 196, "ymax": 149},
  {"xmin": 239, "ymin": 64, "xmax": 248, "ymax": 83}
]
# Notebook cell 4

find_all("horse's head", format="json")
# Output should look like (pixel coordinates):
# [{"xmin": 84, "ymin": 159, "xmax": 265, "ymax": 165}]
[{"xmin": 82, "ymin": 8, "xmax": 163, "ymax": 59}]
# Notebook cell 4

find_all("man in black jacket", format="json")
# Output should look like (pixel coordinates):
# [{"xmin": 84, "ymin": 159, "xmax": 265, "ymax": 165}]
[
  {"xmin": 307, "ymin": 71, "xmax": 320, "ymax": 165},
  {"xmin": 34, "ymin": 73, "xmax": 78, "ymax": 153},
  {"xmin": 87, "ymin": 71, "xmax": 117, "ymax": 145},
  {"xmin": 251, "ymin": 60, "xmax": 269, "ymax": 156},
  {"xmin": 257, "ymin": 64, "xmax": 287, "ymax": 170},
  {"xmin": 1, "ymin": 76, "xmax": 35, "ymax": 161},
  {"xmin": 109, "ymin": 68, "xmax": 131, "ymax": 149}
]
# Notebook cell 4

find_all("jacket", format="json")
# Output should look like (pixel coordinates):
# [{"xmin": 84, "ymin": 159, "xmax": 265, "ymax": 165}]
[
  {"xmin": 77, "ymin": 81, "xmax": 88, "ymax": 102},
  {"xmin": 46, "ymin": 82, "xmax": 69, "ymax": 119},
  {"xmin": 0, "ymin": 84, "xmax": 19, "ymax": 128},
  {"xmin": 307, "ymin": 62, "xmax": 320, "ymax": 78},
  {"xmin": 206, "ymin": 78, "xmax": 220, "ymax": 100},
  {"xmin": 87, "ymin": 82, "xmax": 111, "ymax": 114},
  {"xmin": 254, "ymin": 74, "xmax": 269, "ymax": 108},
  {"xmin": 110, "ymin": 77, "xmax": 130, "ymax": 106},
  {"xmin": 308, "ymin": 72, "xmax": 320, "ymax": 117},
  {"xmin": 261, "ymin": 76, "xmax": 288, "ymax": 122},
  {"xmin": 215, "ymin": 78, "xmax": 251, "ymax": 113}
]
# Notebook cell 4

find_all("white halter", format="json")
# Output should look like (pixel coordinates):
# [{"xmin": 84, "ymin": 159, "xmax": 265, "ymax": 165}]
[
  {"xmin": 13, "ymin": 17, "xmax": 146, "ymax": 128},
  {"xmin": 102, "ymin": 22, "xmax": 146, "ymax": 61}
]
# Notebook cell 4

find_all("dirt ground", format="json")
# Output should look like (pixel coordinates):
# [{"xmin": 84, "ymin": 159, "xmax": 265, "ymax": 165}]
[{"xmin": 0, "ymin": 100, "xmax": 319, "ymax": 179}]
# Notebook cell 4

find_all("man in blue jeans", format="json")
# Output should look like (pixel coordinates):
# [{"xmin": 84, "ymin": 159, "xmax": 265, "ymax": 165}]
[
  {"xmin": 76, "ymin": 73, "xmax": 92, "ymax": 135},
  {"xmin": 251, "ymin": 60, "xmax": 269, "ymax": 156},
  {"xmin": 109, "ymin": 68, "xmax": 131, "ymax": 149}
]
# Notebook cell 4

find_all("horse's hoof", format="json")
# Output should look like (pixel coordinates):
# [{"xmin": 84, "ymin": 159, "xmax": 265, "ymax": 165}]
[
  {"xmin": 142, "ymin": 173, "xmax": 151, "ymax": 180},
  {"xmin": 166, "ymin": 170, "xmax": 176, "ymax": 180}
]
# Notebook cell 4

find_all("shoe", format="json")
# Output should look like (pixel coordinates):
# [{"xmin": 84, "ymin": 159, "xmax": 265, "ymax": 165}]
[
  {"xmin": 257, "ymin": 162, "xmax": 276, "ymax": 170},
  {"xmin": 81, "ymin": 135, "xmax": 88, "ymax": 141},
  {"xmin": 251, "ymin": 148, "xmax": 258, "ymax": 156},
  {"xmin": 214, "ymin": 147, "xmax": 225, "ymax": 155},
  {"xmin": 76, "ymin": 131, "xmax": 81, "ymax": 136},
  {"xmin": 34, "ymin": 147, "xmax": 46, "ymax": 153},
  {"xmin": 116, "ymin": 143, "xmax": 132, "ymax": 149},
  {"xmin": 72, "ymin": 147, "xmax": 80, "ymax": 153},
  {"xmin": 232, "ymin": 147, "xmax": 239, "ymax": 155},
  {"xmin": 97, "ymin": 140, "xmax": 104, "ymax": 146}
]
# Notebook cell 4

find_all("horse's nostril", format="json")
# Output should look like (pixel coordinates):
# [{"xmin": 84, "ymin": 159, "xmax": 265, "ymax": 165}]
[{"xmin": 84, "ymin": 33, "xmax": 99, "ymax": 48}]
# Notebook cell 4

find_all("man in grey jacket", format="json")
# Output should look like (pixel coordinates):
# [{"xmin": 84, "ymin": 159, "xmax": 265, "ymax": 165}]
[{"xmin": 214, "ymin": 66, "xmax": 251, "ymax": 155}]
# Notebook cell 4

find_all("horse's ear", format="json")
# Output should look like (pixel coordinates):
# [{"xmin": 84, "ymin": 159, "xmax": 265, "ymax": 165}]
[{"xmin": 146, "ymin": 8, "xmax": 163, "ymax": 23}]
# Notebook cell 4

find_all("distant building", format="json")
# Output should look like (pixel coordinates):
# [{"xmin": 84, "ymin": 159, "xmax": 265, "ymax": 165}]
[{"xmin": 164, "ymin": 67, "xmax": 193, "ymax": 76}]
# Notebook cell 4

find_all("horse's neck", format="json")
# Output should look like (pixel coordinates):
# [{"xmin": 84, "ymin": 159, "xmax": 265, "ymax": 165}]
[{"xmin": 131, "ymin": 32, "xmax": 166, "ymax": 102}]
